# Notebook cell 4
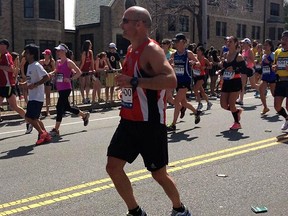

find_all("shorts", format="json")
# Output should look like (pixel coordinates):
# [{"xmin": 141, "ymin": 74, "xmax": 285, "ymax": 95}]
[
  {"xmin": 274, "ymin": 81, "xmax": 288, "ymax": 97},
  {"xmin": 0, "ymin": 86, "xmax": 16, "ymax": 98},
  {"xmin": 44, "ymin": 80, "xmax": 52, "ymax": 87},
  {"xmin": 99, "ymin": 71, "xmax": 107, "ymax": 86},
  {"xmin": 25, "ymin": 100, "xmax": 44, "ymax": 119},
  {"xmin": 221, "ymin": 78, "xmax": 242, "ymax": 93},
  {"xmin": 193, "ymin": 75, "xmax": 205, "ymax": 84},
  {"xmin": 241, "ymin": 67, "xmax": 254, "ymax": 77},
  {"xmin": 107, "ymin": 119, "xmax": 168, "ymax": 171},
  {"xmin": 176, "ymin": 82, "xmax": 191, "ymax": 91}
]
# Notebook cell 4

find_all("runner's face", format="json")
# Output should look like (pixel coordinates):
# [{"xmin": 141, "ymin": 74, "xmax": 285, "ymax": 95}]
[
  {"xmin": 120, "ymin": 11, "xmax": 138, "ymax": 40},
  {"xmin": 281, "ymin": 36, "xmax": 288, "ymax": 50},
  {"xmin": 263, "ymin": 42, "xmax": 270, "ymax": 52}
]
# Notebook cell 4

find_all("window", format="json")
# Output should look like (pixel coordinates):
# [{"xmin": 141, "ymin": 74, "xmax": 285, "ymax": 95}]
[
  {"xmin": 179, "ymin": 15, "xmax": 189, "ymax": 32},
  {"xmin": 216, "ymin": 21, "xmax": 227, "ymax": 37},
  {"xmin": 24, "ymin": 0, "xmax": 34, "ymax": 18},
  {"xmin": 39, "ymin": 0, "xmax": 55, "ymax": 19},
  {"xmin": 168, "ymin": 16, "xmax": 176, "ymax": 32},
  {"xmin": 252, "ymin": 26, "xmax": 260, "ymax": 40},
  {"xmin": 270, "ymin": 3, "xmax": 280, "ymax": 16},
  {"xmin": 269, "ymin": 27, "xmax": 276, "ymax": 40},
  {"xmin": 0, "ymin": 0, "xmax": 2, "ymax": 16},
  {"xmin": 39, "ymin": 40, "xmax": 56, "ymax": 57},
  {"xmin": 237, "ymin": 24, "xmax": 246, "ymax": 38},
  {"xmin": 246, "ymin": 0, "xmax": 253, "ymax": 12},
  {"xmin": 25, "ymin": 39, "xmax": 35, "ymax": 45}
]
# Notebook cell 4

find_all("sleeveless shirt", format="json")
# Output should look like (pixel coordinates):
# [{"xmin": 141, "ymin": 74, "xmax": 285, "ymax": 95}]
[
  {"xmin": 56, "ymin": 59, "xmax": 72, "ymax": 91},
  {"xmin": 174, "ymin": 50, "xmax": 192, "ymax": 83},
  {"xmin": 120, "ymin": 38, "xmax": 166, "ymax": 124}
]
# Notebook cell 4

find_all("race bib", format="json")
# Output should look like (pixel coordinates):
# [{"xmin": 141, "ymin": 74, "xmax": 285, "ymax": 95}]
[
  {"xmin": 262, "ymin": 66, "xmax": 270, "ymax": 74},
  {"xmin": 223, "ymin": 70, "xmax": 235, "ymax": 80},
  {"xmin": 193, "ymin": 69, "xmax": 200, "ymax": 76},
  {"xmin": 255, "ymin": 64, "xmax": 261, "ymax": 69},
  {"xmin": 174, "ymin": 65, "xmax": 184, "ymax": 75},
  {"xmin": 277, "ymin": 58, "xmax": 288, "ymax": 70},
  {"xmin": 121, "ymin": 88, "xmax": 133, "ymax": 109},
  {"xmin": 56, "ymin": 73, "xmax": 64, "ymax": 82}
]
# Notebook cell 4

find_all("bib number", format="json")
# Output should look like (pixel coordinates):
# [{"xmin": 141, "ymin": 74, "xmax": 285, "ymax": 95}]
[
  {"xmin": 255, "ymin": 64, "xmax": 261, "ymax": 70},
  {"xmin": 174, "ymin": 66, "xmax": 184, "ymax": 75},
  {"xmin": 193, "ymin": 69, "xmax": 200, "ymax": 76},
  {"xmin": 262, "ymin": 66, "xmax": 270, "ymax": 74},
  {"xmin": 277, "ymin": 58, "xmax": 288, "ymax": 70},
  {"xmin": 121, "ymin": 88, "xmax": 133, "ymax": 109},
  {"xmin": 223, "ymin": 70, "xmax": 235, "ymax": 80},
  {"xmin": 56, "ymin": 73, "xmax": 64, "ymax": 82}
]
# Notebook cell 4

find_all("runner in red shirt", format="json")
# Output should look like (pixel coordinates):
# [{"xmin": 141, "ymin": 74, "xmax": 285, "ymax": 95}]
[{"xmin": 0, "ymin": 39, "xmax": 31, "ymax": 133}]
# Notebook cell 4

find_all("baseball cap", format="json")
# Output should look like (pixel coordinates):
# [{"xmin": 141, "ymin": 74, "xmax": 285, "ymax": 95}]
[
  {"xmin": 109, "ymin": 43, "xmax": 117, "ymax": 50},
  {"xmin": 282, "ymin": 30, "xmax": 288, "ymax": 38},
  {"xmin": 0, "ymin": 39, "xmax": 10, "ymax": 48},
  {"xmin": 42, "ymin": 49, "xmax": 51, "ymax": 55},
  {"xmin": 55, "ymin": 44, "xmax": 68, "ymax": 52},
  {"xmin": 241, "ymin": 38, "xmax": 251, "ymax": 44},
  {"xmin": 172, "ymin": 33, "xmax": 187, "ymax": 42}
]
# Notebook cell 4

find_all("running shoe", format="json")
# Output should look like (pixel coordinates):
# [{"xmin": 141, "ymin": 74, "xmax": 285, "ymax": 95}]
[
  {"xmin": 254, "ymin": 91, "xmax": 260, "ymax": 98},
  {"xmin": 171, "ymin": 205, "xmax": 191, "ymax": 216},
  {"xmin": 230, "ymin": 122, "xmax": 242, "ymax": 130},
  {"xmin": 36, "ymin": 131, "xmax": 49, "ymax": 145},
  {"xmin": 50, "ymin": 128, "xmax": 60, "ymax": 137},
  {"xmin": 207, "ymin": 102, "xmax": 213, "ymax": 110},
  {"xmin": 236, "ymin": 100, "xmax": 243, "ymax": 106},
  {"xmin": 237, "ymin": 108, "xmax": 243, "ymax": 122},
  {"xmin": 180, "ymin": 107, "xmax": 186, "ymax": 119},
  {"xmin": 25, "ymin": 123, "xmax": 33, "ymax": 134},
  {"xmin": 83, "ymin": 112, "xmax": 90, "ymax": 126},
  {"xmin": 197, "ymin": 102, "xmax": 203, "ymax": 111},
  {"xmin": 45, "ymin": 133, "xmax": 52, "ymax": 142},
  {"xmin": 126, "ymin": 208, "xmax": 147, "ymax": 216},
  {"xmin": 261, "ymin": 108, "xmax": 270, "ymax": 115},
  {"xmin": 281, "ymin": 120, "xmax": 288, "ymax": 130},
  {"xmin": 167, "ymin": 124, "xmax": 176, "ymax": 131},
  {"xmin": 194, "ymin": 111, "xmax": 201, "ymax": 124}
]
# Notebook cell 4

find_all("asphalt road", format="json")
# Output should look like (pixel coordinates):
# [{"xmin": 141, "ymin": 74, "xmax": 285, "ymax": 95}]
[{"xmin": 0, "ymin": 92, "xmax": 288, "ymax": 216}]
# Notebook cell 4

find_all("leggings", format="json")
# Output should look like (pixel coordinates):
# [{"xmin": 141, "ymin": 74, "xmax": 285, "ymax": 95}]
[{"xmin": 56, "ymin": 89, "xmax": 80, "ymax": 122}]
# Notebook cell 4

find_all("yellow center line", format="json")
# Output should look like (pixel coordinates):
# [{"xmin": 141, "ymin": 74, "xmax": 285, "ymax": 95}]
[{"xmin": 0, "ymin": 137, "xmax": 286, "ymax": 216}]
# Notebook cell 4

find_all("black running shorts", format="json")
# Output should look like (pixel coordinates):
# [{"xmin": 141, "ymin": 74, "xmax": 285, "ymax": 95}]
[{"xmin": 107, "ymin": 119, "xmax": 168, "ymax": 171}]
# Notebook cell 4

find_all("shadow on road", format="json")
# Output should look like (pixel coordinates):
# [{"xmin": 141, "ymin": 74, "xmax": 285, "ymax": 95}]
[
  {"xmin": 261, "ymin": 114, "xmax": 281, "ymax": 123},
  {"xmin": 168, "ymin": 127, "xmax": 200, "ymax": 144},
  {"xmin": 0, "ymin": 119, "xmax": 25, "ymax": 127},
  {"xmin": 0, "ymin": 133, "xmax": 26, "ymax": 142},
  {"xmin": 0, "ymin": 145, "xmax": 34, "ymax": 159},
  {"xmin": 217, "ymin": 130, "xmax": 250, "ymax": 141}
]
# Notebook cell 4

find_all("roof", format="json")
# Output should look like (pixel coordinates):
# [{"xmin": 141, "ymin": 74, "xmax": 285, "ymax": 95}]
[{"xmin": 75, "ymin": 0, "xmax": 115, "ymax": 26}]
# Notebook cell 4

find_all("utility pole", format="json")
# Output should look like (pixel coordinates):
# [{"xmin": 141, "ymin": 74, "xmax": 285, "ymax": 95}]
[{"xmin": 202, "ymin": 0, "xmax": 207, "ymax": 48}]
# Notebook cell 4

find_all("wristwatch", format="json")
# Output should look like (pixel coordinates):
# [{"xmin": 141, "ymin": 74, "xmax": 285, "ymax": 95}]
[{"xmin": 130, "ymin": 77, "xmax": 138, "ymax": 89}]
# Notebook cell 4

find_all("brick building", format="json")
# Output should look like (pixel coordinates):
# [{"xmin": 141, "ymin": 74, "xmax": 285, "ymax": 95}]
[
  {"xmin": 74, "ymin": 0, "xmax": 285, "ymax": 59},
  {"xmin": 0, "ymin": 0, "xmax": 64, "ymax": 55}
]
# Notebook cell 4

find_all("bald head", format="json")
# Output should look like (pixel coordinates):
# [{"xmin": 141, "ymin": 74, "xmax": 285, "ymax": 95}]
[{"xmin": 125, "ymin": 6, "xmax": 152, "ymax": 28}]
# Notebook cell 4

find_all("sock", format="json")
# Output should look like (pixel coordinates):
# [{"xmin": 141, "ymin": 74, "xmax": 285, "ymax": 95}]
[
  {"xmin": 128, "ymin": 206, "xmax": 142, "ymax": 216},
  {"xmin": 232, "ymin": 110, "xmax": 239, "ymax": 123},
  {"xmin": 277, "ymin": 107, "xmax": 288, "ymax": 119},
  {"xmin": 173, "ymin": 204, "xmax": 185, "ymax": 213}
]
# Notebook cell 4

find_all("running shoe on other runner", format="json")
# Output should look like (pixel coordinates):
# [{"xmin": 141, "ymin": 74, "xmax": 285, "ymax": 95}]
[
  {"xmin": 25, "ymin": 123, "xmax": 33, "ymax": 134},
  {"xmin": 126, "ymin": 207, "xmax": 147, "ymax": 216},
  {"xmin": 180, "ymin": 107, "xmax": 186, "ymax": 119},
  {"xmin": 36, "ymin": 131, "xmax": 49, "ymax": 145},
  {"xmin": 236, "ymin": 100, "xmax": 243, "ymax": 106},
  {"xmin": 171, "ymin": 205, "xmax": 192, "ymax": 216},
  {"xmin": 207, "ymin": 102, "xmax": 213, "ymax": 110},
  {"xmin": 281, "ymin": 120, "xmax": 288, "ymax": 131},
  {"xmin": 83, "ymin": 112, "xmax": 90, "ymax": 126},
  {"xmin": 167, "ymin": 124, "xmax": 176, "ymax": 132},
  {"xmin": 230, "ymin": 122, "xmax": 242, "ymax": 130},
  {"xmin": 197, "ymin": 102, "xmax": 203, "ymax": 111},
  {"xmin": 261, "ymin": 108, "xmax": 270, "ymax": 115},
  {"xmin": 194, "ymin": 111, "xmax": 201, "ymax": 124},
  {"xmin": 50, "ymin": 128, "xmax": 60, "ymax": 137}
]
